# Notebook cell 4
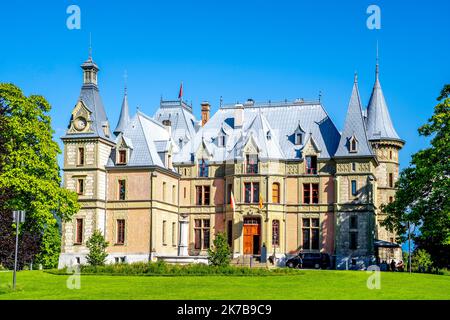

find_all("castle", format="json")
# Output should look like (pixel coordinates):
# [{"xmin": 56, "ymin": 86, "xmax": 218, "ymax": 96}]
[{"xmin": 58, "ymin": 53, "xmax": 404, "ymax": 269}]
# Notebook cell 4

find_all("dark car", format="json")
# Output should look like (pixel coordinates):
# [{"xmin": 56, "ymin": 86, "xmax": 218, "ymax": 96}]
[{"xmin": 285, "ymin": 253, "xmax": 331, "ymax": 269}]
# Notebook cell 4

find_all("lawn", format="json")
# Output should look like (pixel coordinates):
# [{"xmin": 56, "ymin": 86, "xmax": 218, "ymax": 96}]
[{"xmin": 0, "ymin": 270, "xmax": 449, "ymax": 300}]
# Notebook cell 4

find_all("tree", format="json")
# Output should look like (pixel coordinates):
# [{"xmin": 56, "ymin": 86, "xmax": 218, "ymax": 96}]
[
  {"xmin": 0, "ymin": 83, "xmax": 80, "ymax": 269},
  {"xmin": 412, "ymin": 249, "xmax": 434, "ymax": 273},
  {"xmin": 382, "ymin": 84, "xmax": 450, "ymax": 269},
  {"xmin": 207, "ymin": 232, "xmax": 231, "ymax": 267},
  {"xmin": 85, "ymin": 230, "xmax": 109, "ymax": 266}
]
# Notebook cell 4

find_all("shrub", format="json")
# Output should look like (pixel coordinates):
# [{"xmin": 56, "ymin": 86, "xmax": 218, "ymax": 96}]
[
  {"xmin": 207, "ymin": 232, "xmax": 231, "ymax": 267},
  {"xmin": 85, "ymin": 230, "xmax": 109, "ymax": 266},
  {"xmin": 412, "ymin": 249, "xmax": 434, "ymax": 273}
]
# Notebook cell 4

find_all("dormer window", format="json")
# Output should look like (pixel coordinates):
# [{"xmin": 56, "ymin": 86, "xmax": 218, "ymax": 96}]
[
  {"xmin": 305, "ymin": 156, "xmax": 317, "ymax": 175},
  {"xmin": 246, "ymin": 154, "xmax": 259, "ymax": 174},
  {"xmin": 295, "ymin": 133, "xmax": 302, "ymax": 145},
  {"xmin": 218, "ymin": 135, "xmax": 226, "ymax": 147},
  {"xmin": 162, "ymin": 120, "xmax": 171, "ymax": 126},
  {"xmin": 349, "ymin": 136, "xmax": 358, "ymax": 153},
  {"xmin": 118, "ymin": 150, "xmax": 127, "ymax": 164},
  {"xmin": 267, "ymin": 131, "xmax": 272, "ymax": 141},
  {"xmin": 199, "ymin": 159, "xmax": 209, "ymax": 177}
]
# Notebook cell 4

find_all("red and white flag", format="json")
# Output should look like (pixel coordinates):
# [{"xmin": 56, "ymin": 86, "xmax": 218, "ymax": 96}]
[
  {"xmin": 178, "ymin": 82, "xmax": 183, "ymax": 100},
  {"xmin": 230, "ymin": 191, "xmax": 236, "ymax": 213}
]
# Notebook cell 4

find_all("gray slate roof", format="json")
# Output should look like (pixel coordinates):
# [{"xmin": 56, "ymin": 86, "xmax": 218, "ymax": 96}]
[
  {"xmin": 153, "ymin": 100, "xmax": 198, "ymax": 148},
  {"xmin": 114, "ymin": 91, "xmax": 130, "ymax": 136},
  {"xmin": 107, "ymin": 111, "xmax": 174, "ymax": 168},
  {"xmin": 366, "ymin": 68, "xmax": 402, "ymax": 142},
  {"xmin": 62, "ymin": 84, "xmax": 114, "ymax": 142},
  {"xmin": 173, "ymin": 100, "xmax": 341, "ymax": 164},
  {"xmin": 334, "ymin": 79, "xmax": 374, "ymax": 158}
]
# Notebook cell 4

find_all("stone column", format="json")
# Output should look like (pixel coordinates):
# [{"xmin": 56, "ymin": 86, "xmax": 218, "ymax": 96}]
[{"xmin": 178, "ymin": 215, "xmax": 189, "ymax": 256}]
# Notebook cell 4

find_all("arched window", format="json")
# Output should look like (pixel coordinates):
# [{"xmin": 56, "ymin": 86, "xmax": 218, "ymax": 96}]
[
  {"xmin": 272, "ymin": 183, "xmax": 280, "ymax": 203},
  {"xmin": 272, "ymin": 220, "xmax": 280, "ymax": 247},
  {"xmin": 349, "ymin": 136, "xmax": 358, "ymax": 153},
  {"xmin": 218, "ymin": 134, "xmax": 226, "ymax": 147}
]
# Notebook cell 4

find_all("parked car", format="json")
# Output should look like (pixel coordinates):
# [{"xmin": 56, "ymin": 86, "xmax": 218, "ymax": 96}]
[{"xmin": 285, "ymin": 253, "xmax": 331, "ymax": 269}]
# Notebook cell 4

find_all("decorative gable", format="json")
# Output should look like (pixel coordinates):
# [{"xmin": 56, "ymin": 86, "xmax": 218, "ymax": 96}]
[
  {"xmin": 302, "ymin": 134, "xmax": 322, "ymax": 157},
  {"xmin": 195, "ymin": 139, "xmax": 212, "ymax": 160},
  {"xmin": 243, "ymin": 134, "xmax": 260, "ymax": 155},
  {"xmin": 67, "ymin": 100, "xmax": 93, "ymax": 134}
]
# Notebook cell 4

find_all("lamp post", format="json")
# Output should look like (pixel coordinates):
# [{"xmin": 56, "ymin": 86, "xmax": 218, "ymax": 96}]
[
  {"xmin": 12, "ymin": 210, "xmax": 25, "ymax": 290},
  {"xmin": 408, "ymin": 221, "xmax": 412, "ymax": 274}
]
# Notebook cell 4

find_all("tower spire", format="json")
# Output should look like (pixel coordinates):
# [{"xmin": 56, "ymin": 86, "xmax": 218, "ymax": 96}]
[
  {"xmin": 89, "ymin": 32, "xmax": 93, "ymax": 61},
  {"xmin": 114, "ymin": 72, "xmax": 131, "ymax": 136},
  {"xmin": 376, "ymin": 40, "xmax": 379, "ymax": 81}
]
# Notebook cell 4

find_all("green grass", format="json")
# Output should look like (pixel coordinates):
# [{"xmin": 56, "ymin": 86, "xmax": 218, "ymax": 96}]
[{"xmin": 0, "ymin": 270, "xmax": 449, "ymax": 300}]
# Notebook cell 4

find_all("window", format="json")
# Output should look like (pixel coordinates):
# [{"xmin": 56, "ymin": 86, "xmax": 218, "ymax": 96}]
[
  {"xmin": 194, "ymin": 219, "xmax": 210, "ymax": 250},
  {"xmin": 118, "ymin": 150, "xmax": 127, "ymax": 164},
  {"xmin": 389, "ymin": 150, "xmax": 393, "ymax": 160},
  {"xmin": 266, "ymin": 131, "xmax": 272, "ymax": 140},
  {"xmin": 389, "ymin": 196, "xmax": 394, "ymax": 203},
  {"xmin": 77, "ymin": 179, "xmax": 84, "ymax": 195},
  {"xmin": 162, "ymin": 120, "xmax": 171, "ymax": 126},
  {"xmin": 195, "ymin": 186, "xmax": 210, "ymax": 205},
  {"xmin": 172, "ymin": 222, "xmax": 176, "ymax": 246},
  {"xmin": 351, "ymin": 180, "xmax": 357, "ymax": 196},
  {"xmin": 302, "ymin": 218, "xmax": 319, "ymax": 250},
  {"xmin": 199, "ymin": 159, "xmax": 209, "ymax": 177},
  {"xmin": 118, "ymin": 180, "xmax": 126, "ymax": 200},
  {"xmin": 162, "ymin": 220, "xmax": 167, "ymax": 245},
  {"xmin": 272, "ymin": 220, "xmax": 280, "ymax": 247},
  {"xmin": 227, "ymin": 220, "xmax": 233, "ymax": 247},
  {"xmin": 75, "ymin": 219, "xmax": 83, "ymax": 245},
  {"xmin": 172, "ymin": 185, "xmax": 176, "ymax": 203},
  {"xmin": 117, "ymin": 219, "xmax": 125, "ymax": 245},
  {"xmin": 350, "ymin": 215, "xmax": 358, "ymax": 229},
  {"xmin": 390, "ymin": 237, "xmax": 394, "ymax": 243},
  {"xmin": 352, "ymin": 162, "xmax": 356, "ymax": 171},
  {"xmin": 349, "ymin": 231, "xmax": 358, "ymax": 250},
  {"xmin": 349, "ymin": 136, "xmax": 358, "ymax": 153},
  {"xmin": 295, "ymin": 133, "xmax": 302, "ymax": 145},
  {"xmin": 244, "ymin": 182, "xmax": 259, "ymax": 203},
  {"xmin": 218, "ymin": 135, "xmax": 226, "ymax": 147},
  {"xmin": 305, "ymin": 156, "xmax": 317, "ymax": 174},
  {"xmin": 272, "ymin": 183, "xmax": 280, "ymax": 203},
  {"xmin": 389, "ymin": 173, "xmax": 394, "ymax": 188},
  {"xmin": 78, "ymin": 148, "xmax": 85, "ymax": 166},
  {"xmin": 303, "ymin": 183, "xmax": 319, "ymax": 204},
  {"xmin": 162, "ymin": 182, "xmax": 167, "ymax": 201},
  {"xmin": 184, "ymin": 187, "xmax": 187, "ymax": 199},
  {"xmin": 245, "ymin": 154, "xmax": 259, "ymax": 174}
]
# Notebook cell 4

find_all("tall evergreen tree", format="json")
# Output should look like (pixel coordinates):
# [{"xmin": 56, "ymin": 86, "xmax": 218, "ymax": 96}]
[
  {"xmin": 382, "ymin": 84, "xmax": 450, "ymax": 268},
  {"xmin": 0, "ymin": 83, "xmax": 79, "ymax": 269}
]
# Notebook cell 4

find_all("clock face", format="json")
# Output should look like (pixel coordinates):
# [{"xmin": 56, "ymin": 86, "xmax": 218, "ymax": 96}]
[{"xmin": 74, "ymin": 117, "xmax": 87, "ymax": 131}]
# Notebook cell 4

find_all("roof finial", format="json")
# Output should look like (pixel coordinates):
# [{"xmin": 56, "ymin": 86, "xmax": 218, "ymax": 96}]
[
  {"xmin": 89, "ymin": 32, "xmax": 92, "ymax": 60},
  {"xmin": 376, "ymin": 40, "xmax": 380, "ymax": 80},
  {"xmin": 124, "ymin": 70, "xmax": 128, "ymax": 95},
  {"xmin": 354, "ymin": 71, "xmax": 358, "ymax": 84},
  {"xmin": 319, "ymin": 90, "xmax": 322, "ymax": 102},
  {"xmin": 220, "ymin": 96, "xmax": 223, "ymax": 108}
]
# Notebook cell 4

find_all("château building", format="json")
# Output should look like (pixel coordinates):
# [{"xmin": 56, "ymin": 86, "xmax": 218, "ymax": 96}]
[{"xmin": 58, "ymin": 53, "xmax": 404, "ymax": 269}]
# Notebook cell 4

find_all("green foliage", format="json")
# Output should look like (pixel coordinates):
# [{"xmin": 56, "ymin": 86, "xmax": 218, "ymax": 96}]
[
  {"xmin": 0, "ymin": 83, "xmax": 80, "ymax": 267},
  {"xmin": 412, "ymin": 249, "xmax": 434, "ymax": 272},
  {"xmin": 382, "ymin": 84, "xmax": 450, "ymax": 268},
  {"xmin": 48, "ymin": 261, "xmax": 300, "ymax": 276},
  {"xmin": 85, "ymin": 230, "xmax": 109, "ymax": 266},
  {"xmin": 207, "ymin": 232, "xmax": 231, "ymax": 267},
  {"xmin": 34, "ymin": 222, "xmax": 61, "ymax": 269}
]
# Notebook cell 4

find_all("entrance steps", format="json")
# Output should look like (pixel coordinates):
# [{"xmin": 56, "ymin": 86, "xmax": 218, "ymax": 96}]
[{"xmin": 231, "ymin": 255, "xmax": 277, "ymax": 269}]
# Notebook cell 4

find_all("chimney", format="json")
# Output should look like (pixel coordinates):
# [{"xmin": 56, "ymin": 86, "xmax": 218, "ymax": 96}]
[
  {"xmin": 201, "ymin": 101, "xmax": 210, "ymax": 126},
  {"xmin": 234, "ymin": 103, "xmax": 244, "ymax": 129}
]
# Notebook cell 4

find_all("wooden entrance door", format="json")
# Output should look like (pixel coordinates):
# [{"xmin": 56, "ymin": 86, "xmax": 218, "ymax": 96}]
[{"xmin": 243, "ymin": 218, "xmax": 261, "ymax": 254}]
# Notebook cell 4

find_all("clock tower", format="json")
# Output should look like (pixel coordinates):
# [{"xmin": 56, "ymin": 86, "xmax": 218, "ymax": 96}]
[{"xmin": 59, "ymin": 53, "xmax": 115, "ymax": 267}]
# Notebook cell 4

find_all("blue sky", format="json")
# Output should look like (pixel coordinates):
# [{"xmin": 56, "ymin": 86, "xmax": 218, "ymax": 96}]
[{"xmin": 1, "ymin": 0, "xmax": 449, "ymax": 170}]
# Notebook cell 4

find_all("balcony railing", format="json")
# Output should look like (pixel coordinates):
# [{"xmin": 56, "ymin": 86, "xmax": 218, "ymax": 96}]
[{"xmin": 246, "ymin": 164, "xmax": 258, "ymax": 174}]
